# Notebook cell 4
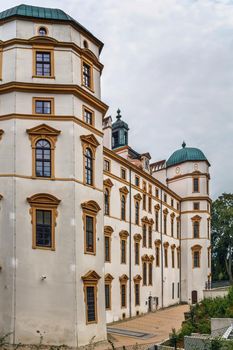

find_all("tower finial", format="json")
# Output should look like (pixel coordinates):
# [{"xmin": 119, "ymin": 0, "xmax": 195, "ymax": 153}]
[
  {"xmin": 116, "ymin": 108, "xmax": 121, "ymax": 120},
  {"xmin": 182, "ymin": 141, "xmax": 186, "ymax": 148}
]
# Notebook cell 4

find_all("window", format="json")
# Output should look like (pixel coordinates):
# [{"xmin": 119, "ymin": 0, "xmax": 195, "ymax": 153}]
[
  {"xmin": 135, "ymin": 242, "xmax": 139, "ymax": 265},
  {"xmin": 171, "ymin": 199, "xmax": 174, "ymax": 207},
  {"xmin": 121, "ymin": 239, "xmax": 126, "ymax": 264},
  {"xmin": 164, "ymin": 214, "xmax": 167, "ymax": 234},
  {"xmin": 105, "ymin": 274, "xmax": 113, "ymax": 310},
  {"xmin": 143, "ymin": 262, "xmax": 147, "ymax": 285},
  {"xmin": 82, "ymin": 270, "xmax": 100, "ymax": 324},
  {"xmin": 104, "ymin": 159, "xmax": 110, "ymax": 172},
  {"xmin": 177, "ymin": 249, "xmax": 180, "ymax": 269},
  {"xmin": 38, "ymin": 27, "xmax": 47, "ymax": 36},
  {"xmin": 192, "ymin": 245, "xmax": 202, "ymax": 268},
  {"xmin": 148, "ymin": 196, "xmax": 152, "ymax": 213},
  {"xmin": 104, "ymin": 188, "xmax": 110, "ymax": 216},
  {"xmin": 177, "ymin": 282, "xmax": 180, "ymax": 298},
  {"xmin": 121, "ymin": 168, "xmax": 126, "ymax": 180},
  {"xmin": 155, "ymin": 188, "xmax": 159, "ymax": 198},
  {"xmin": 83, "ymin": 107, "xmax": 94, "ymax": 125},
  {"xmin": 193, "ymin": 202, "xmax": 200, "ymax": 210},
  {"xmin": 143, "ymin": 194, "xmax": 146, "ymax": 211},
  {"xmin": 171, "ymin": 217, "xmax": 174, "ymax": 237},
  {"xmin": 34, "ymin": 98, "xmax": 53, "ymax": 114},
  {"xmin": 35, "ymin": 139, "xmax": 51, "ymax": 177},
  {"xmin": 177, "ymin": 202, "xmax": 180, "ymax": 211},
  {"xmin": 155, "ymin": 246, "xmax": 160, "ymax": 267},
  {"xmin": 120, "ymin": 231, "xmax": 129, "ymax": 264},
  {"xmin": 164, "ymin": 194, "xmax": 167, "ymax": 203},
  {"xmin": 193, "ymin": 177, "xmax": 199, "ymax": 192},
  {"xmin": 105, "ymin": 284, "xmax": 110, "ymax": 309},
  {"xmin": 85, "ymin": 215, "xmax": 94, "ymax": 253},
  {"xmin": 121, "ymin": 284, "xmax": 126, "ymax": 308},
  {"xmin": 135, "ymin": 201, "xmax": 139, "ymax": 225},
  {"xmin": 121, "ymin": 195, "xmax": 126, "ymax": 221},
  {"xmin": 35, "ymin": 210, "xmax": 52, "ymax": 248},
  {"xmin": 135, "ymin": 283, "xmax": 140, "ymax": 306},
  {"xmin": 142, "ymin": 224, "xmax": 147, "ymax": 247},
  {"xmin": 193, "ymin": 251, "xmax": 200, "ymax": 268},
  {"xmin": 27, "ymin": 193, "xmax": 60, "ymax": 250},
  {"xmin": 105, "ymin": 236, "xmax": 110, "ymax": 262},
  {"xmin": 193, "ymin": 221, "xmax": 200, "ymax": 238},
  {"xmin": 135, "ymin": 176, "xmax": 140, "ymax": 187},
  {"xmin": 177, "ymin": 219, "xmax": 180, "ymax": 239},
  {"xmin": 172, "ymin": 249, "xmax": 175, "ymax": 268},
  {"xmin": 27, "ymin": 124, "xmax": 60, "ymax": 179},
  {"xmin": 164, "ymin": 247, "xmax": 168, "ymax": 267},
  {"xmin": 155, "ymin": 210, "xmax": 159, "ymax": 231},
  {"xmin": 207, "ymin": 179, "xmax": 209, "ymax": 195},
  {"xmin": 82, "ymin": 60, "xmax": 93, "ymax": 89},
  {"xmin": 35, "ymin": 51, "xmax": 52, "ymax": 77},
  {"xmin": 148, "ymin": 263, "xmax": 153, "ymax": 285},
  {"xmin": 148, "ymin": 225, "xmax": 152, "ymax": 248},
  {"xmin": 82, "ymin": 200, "xmax": 100, "ymax": 255},
  {"xmin": 172, "ymin": 283, "xmax": 175, "ymax": 299},
  {"xmin": 85, "ymin": 148, "xmax": 93, "ymax": 185}
]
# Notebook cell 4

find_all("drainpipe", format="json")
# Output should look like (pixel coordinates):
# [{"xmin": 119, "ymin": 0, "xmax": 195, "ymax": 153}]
[
  {"xmin": 160, "ymin": 188, "xmax": 164, "ymax": 309},
  {"xmin": 129, "ymin": 168, "xmax": 132, "ymax": 318},
  {"xmin": 179, "ymin": 203, "xmax": 182, "ymax": 303}
]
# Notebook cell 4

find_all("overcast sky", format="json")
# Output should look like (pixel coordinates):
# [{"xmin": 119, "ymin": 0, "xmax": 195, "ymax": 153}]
[{"xmin": 1, "ymin": 0, "xmax": 232, "ymax": 198}]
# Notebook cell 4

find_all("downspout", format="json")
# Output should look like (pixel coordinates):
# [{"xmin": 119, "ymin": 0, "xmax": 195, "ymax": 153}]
[
  {"xmin": 179, "ymin": 203, "xmax": 182, "ymax": 303},
  {"xmin": 160, "ymin": 188, "xmax": 164, "ymax": 309},
  {"xmin": 129, "ymin": 167, "xmax": 132, "ymax": 318}
]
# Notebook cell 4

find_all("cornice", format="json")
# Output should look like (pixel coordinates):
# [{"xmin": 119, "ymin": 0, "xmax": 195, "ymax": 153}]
[
  {"xmin": 182, "ymin": 196, "xmax": 212, "ymax": 204},
  {"xmin": 0, "ymin": 82, "xmax": 108, "ymax": 115},
  {"xmin": 167, "ymin": 171, "xmax": 210, "ymax": 182}
]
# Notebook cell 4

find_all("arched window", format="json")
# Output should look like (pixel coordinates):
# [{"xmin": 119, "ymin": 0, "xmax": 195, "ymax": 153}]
[
  {"xmin": 121, "ymin": 195, "xmax": 126, "ymax": 220},
  {"xmin": 85, "ymin": 148, "xmax": 93, "ymax": 185},
  {"xmin": 36, "ymin": 139, "xmax": 51, "ymax": 177},
  {"xmin": 38, "ymin": 27, "xmax": 47, "ymax": 36},
  {"xmin": 104, "ymin": 188, "xmax": 110, "ymax": 215},
  {"xmin": 143, "ymin": 262, "xmax": 147, "ymax": 285},
  {"xmin": 142, "ymin": 224, "xmax": 147, "ymax": 247},
  {"xmin": 135, "ymin": 201, "xmax": 139, "ymax": 225}
]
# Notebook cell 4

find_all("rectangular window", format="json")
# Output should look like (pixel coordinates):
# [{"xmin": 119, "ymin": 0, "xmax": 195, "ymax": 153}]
[
  {"xmin": 172, "ymin": 283, "xmax": 174, "ymax": 299},
  {"xmin": 177, "ymin": 202, "xmax": 180, "ymax": 211},
  {"xmin": 156, "ymin": 247, "xmax": 160, "ymax": 267},
  {"xmin": 193, "ymin": 221, "xmax": 200, "ymax": 238},
  {"xmin": 171, "ymin": 199, "xmax": 174, "ymax": 207},
  {"xmin": 172, "ymin": 250, "xmax": 175, "ymax": 268},
  {"xmin": 193, "ymin": 178, "xmax": 199, "ymax": 192},
  {"xmin": 105, "ymin": 284, "xmax": 110, "ymax": 309},
  {"xmin": 143, "ymin": 194, "xmax": 146, "ymax": 210},
  {"xmin": 148, "ymin": 226, "xmax": 152, "ymax": 248},
  {"xmin": 164, "ymin": 248, "xmax": 168, "ymax": 267},
  {"xmin": 177, "ymin": 250, "xmax": 180, "ymax": 269},
  {"xmin": 121, "ymin": 239, "xmax": 126, "ymax": 264},
  {"xmin": 82, "ymin": 61, "xmax": 93, "ymax": 89},
  {"xmin": 104, "ymin": 159, "xmax": 110, "ymax": 172},
  {"xmin": 171, "ymin": 218, "xmax": 174, "ymax": 237},
  {"xmin": 155, "ymin": 211, "xmax": 159, "ymax": 231},
  {"xmin": 135, "ymin": 176, "xmax": 140, "ymax": 187},
  {"xmin": 155, "ymin": 188, "xmax": 159, "ymax": 198},
  {"xmin": 86, "ymin": 286, "xmax": 96, "ymax": 323},
  {"xmin": 177, "ymin": 282, "xmax": 180, "ymax": 298},
  {"xmin": 105, "ymin": 236, "xmax": 110, "ymax": 262},
  {"xmin": 121, "ymin": 168, "xmax": 126, "ymax": 180},
  {"xmin": 148, "ymin": 197, "xmax": 152, "ymax": 212},
  {"xmin": 164, "ymin": 215, "xmax": 167, "ymax": 234},
  {"xmin": 36, "ymin": 209, "xmax": 52, "ymax": 248},
  {"xmin": 35, "ymin": 99, "xmax": 52, "ymax": 114},
  {"xmin": 85, "ymin": 215, "xmax": 94, "ymax": 253},
  {"xmin": 35, "ymin": 51, "xmax": 52, "ymax": 77},
  {"xmin": 164, "ymin": 194, "xmax": 167, "ymax": 203},
  {"xmin": 177, "ymin": 219, "xmax": 180, "ymax": 239},
  {"xmin": 135, "ymin": 242, "xmax": 139, "ymax": 265},
  {"xmin": 207, "ymin": 179, "xmax": 209, "ymax": 195},
  {"xmin": 135, "ymin": 284, "xmax": 140, "ymax": 306},
  {"xmin": 193, "ymin": 202, "xmax": 200, "ymax": 210},
  {"xmin": 121, "ymin": 284, "xmax": 126, "ymax": 308},
  {"xmin": 148, "ymin": 184, "xmax": 152, "ymax": 194},
  {"xmin": 83, "ymin": 107, "xmax": 94, "ymax": 125},
  {"xmin": 193, "ymin": 251, "xmax": 200, "ymax": 268}
]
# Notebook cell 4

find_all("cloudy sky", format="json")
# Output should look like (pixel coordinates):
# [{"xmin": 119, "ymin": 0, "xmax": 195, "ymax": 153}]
[{"xmin": 1, "ymin": 0, "xmax": 232, "ymax": 198}]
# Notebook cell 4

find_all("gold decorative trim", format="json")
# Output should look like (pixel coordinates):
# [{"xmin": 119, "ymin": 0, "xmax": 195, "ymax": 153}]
[
  {"xmin": 103, "ymin": 178, "xmax": 113, "ymax": 188},
  {"xmin": 104, "ymin": 225, "xmax": 114, "ymax": 236},
  {"xmin": 134, "ymin": 193, "xmax": 142, "ymax": 201},
  {"xmin": 133, "ymin": 275, "xmax": 142, "ymax": 282},
  {"xmin": 134, "ymin": 233, "xmax": 142, "ymax": 242},
  {"xmin": 105, "ymin": 273, "xmax": 114, "ymax": 282},
  {"xmin": 119, "ymin": 186, "xmax": 129, "ymax": 195},
  {"xmin": 119, "ymin": 230, "xmax": 129, "ymax": 239},
  {"xmin": 82, "ymin": 270, "xmax": 101, "ymax": 282},
  {"xmin": 119, "ymin": 274, "xmax": 129, "ymax": 282},
  {"xmin": 81, "ymin": 200, "xmax": 101, "ymax": 214}
]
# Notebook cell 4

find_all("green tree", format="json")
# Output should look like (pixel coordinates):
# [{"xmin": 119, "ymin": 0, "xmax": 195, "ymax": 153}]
[{"xmin": 212, "ymin": 193, "xmax": 233, "ymax": 283}]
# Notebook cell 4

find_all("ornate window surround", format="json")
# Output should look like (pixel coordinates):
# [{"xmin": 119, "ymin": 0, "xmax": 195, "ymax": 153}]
[
  {"xmin": 82, "ymin": 270, "xmax": 101, "ymax": 324},
  {"xmin": 81, "ymin": 200, "xmax": 101, "ymax": 255}
]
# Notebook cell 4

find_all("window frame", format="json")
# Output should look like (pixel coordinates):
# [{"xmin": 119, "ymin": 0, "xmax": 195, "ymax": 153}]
[
  {"xmin": 81, "ymin": 200, "xmax": 101, "ymax": 255},
  {"xmin": 105, "ymin": 273, "xmax": 114, "ymax": 310},
  {"xmin": 33, "ymin": 97, "xmax": 54, "ymax": 115},
  {"xmin": 81, "ymin": 58, "xmax": 94, "ymax": 91},
  {"xmin": 33, "ymin": 47, "xmax": 55, "ymax": 79},
  {"xmin": 82, "ymin": 270, "xmax": 100, "ymax": 325},
  {"xmin": 193, "ymin": 177, "xmax": 200, "ymax": 193},
  {"xmin": 83, "ymin": 105, "xmax": 95, "ymax": 126},
  {"xmin": 104, "ymin": 158, "xmax": 111, "ymax": 172}
]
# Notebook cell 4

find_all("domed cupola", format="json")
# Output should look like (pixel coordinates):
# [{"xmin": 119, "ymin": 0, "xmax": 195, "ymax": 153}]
[
  {"xmin": 112, "ymin": 109, "xmax": 129, "ymax": 149},
  {"xmin": 166, "ymin": 142, "xmax": 209, "ymax": 168}
]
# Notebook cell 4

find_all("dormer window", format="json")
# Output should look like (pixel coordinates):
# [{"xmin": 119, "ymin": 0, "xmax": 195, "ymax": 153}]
[{"xmin": 38, "ymin": 27, "xmax": 47, "ymax": 36}]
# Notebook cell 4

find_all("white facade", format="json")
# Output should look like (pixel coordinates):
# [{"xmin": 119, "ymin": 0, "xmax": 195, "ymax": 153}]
[{"xmin": 0, "ymin": 5, "xmax": 211, "ymax": 348}]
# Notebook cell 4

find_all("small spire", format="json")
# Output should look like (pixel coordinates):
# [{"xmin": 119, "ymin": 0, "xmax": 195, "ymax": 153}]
[
  {"xmin": 182, "ymin": 141, "xmax": 186, "ymax": 148},
  {"xmin": 116, "ymin": 108, "xmax": 121, "ymax": 120}
]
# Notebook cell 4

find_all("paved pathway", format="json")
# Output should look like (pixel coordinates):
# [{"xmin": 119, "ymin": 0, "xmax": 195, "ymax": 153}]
[{"xmin": 98, "ymin": 304, "xmax": 189, "ymax": 349}]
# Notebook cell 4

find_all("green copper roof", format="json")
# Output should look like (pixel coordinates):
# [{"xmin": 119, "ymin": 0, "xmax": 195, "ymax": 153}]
[
  {"xmin": 166, "ymin": 142, "xmax": 208, "ymax": 167},
  {"xmin": 0, "ymin": 4, "xmax": 103, "ymax": 51}
]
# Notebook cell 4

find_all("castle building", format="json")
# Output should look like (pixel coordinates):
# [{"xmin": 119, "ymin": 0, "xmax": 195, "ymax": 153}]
[{"xmin": 0, "ymin": 4, "xmax": 211, "ymax": 348}]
